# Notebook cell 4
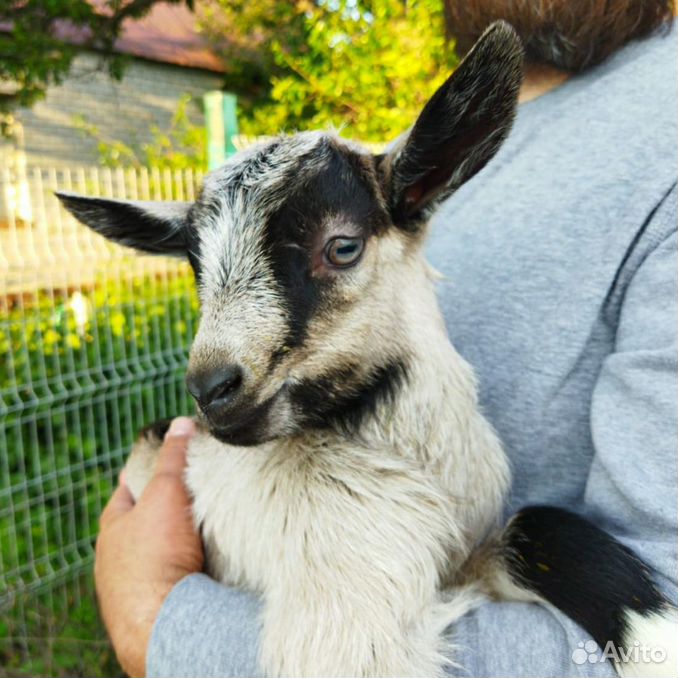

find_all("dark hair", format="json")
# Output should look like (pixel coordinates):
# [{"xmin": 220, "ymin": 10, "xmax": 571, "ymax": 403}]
[{"xmin": 445, "ymin": 0, "xmax": 675, "ymax": 71}]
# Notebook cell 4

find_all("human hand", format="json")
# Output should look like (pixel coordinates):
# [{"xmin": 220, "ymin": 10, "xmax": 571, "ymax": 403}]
[{"xmin": 95, "ymin": 417, "xmax": 204, "ymax": 677}]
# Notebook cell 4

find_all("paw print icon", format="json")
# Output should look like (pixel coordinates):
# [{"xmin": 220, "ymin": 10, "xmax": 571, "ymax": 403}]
[{"xmin": 572, "ymin": 640, "xmax": 600, "ymax": 665}]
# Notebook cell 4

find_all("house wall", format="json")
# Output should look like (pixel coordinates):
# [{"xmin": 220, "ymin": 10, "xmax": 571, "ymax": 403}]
[{"xmin": 13, "ymin": 51, "xmax": 223, "ymax": 169}]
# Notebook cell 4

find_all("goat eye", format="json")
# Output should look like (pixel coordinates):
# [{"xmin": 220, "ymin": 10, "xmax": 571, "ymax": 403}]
[{"xmin": 324, "ymin": 237, "xmax": 364, "ymax": 268}]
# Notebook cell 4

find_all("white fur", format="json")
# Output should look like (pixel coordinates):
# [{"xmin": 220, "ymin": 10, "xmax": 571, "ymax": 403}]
[
  {"xmin": 125, "ymin": 131, "xmax": 511, "ymax": 677},
  {"xmin": 128, "ymin": 224, "xmax": 509, "ymax": 676},
  {"xmin": 182, "ymin": 263, "xmax": 508, "ymax": 677},
  {"xmin": 618, "ymin": 607, "xmax": 678, "ymax": 678}
]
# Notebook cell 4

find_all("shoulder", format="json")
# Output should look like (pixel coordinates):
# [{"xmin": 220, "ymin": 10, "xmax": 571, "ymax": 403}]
[
  {"xmin": 515, "ymin": 28, "xmax": 677, "ymax": 198},
  {"xmin": 427, "ymin": 30, "xmax": 676, "ymax": 361},
  {"xmin": 568, "ymin": 27, "xmax": 677, "ymax": 165},
  {"xmin": 431, "ymin": 28, "xmax": 677, "ymax": 256}
]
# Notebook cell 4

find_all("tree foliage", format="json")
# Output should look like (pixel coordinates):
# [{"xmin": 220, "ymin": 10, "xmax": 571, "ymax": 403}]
[
  {"xmin": 198, "ymin": 0, "xmax": 458, "ymax": 142},
  {"xmin": 0, "ymin": 0, "xmax": 192, "ymax": 126}
]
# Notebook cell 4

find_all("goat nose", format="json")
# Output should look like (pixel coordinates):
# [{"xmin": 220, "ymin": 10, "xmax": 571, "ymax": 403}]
[{"xmin": 186, "ymin": 365, "xmax": 243, "ymax": 409}]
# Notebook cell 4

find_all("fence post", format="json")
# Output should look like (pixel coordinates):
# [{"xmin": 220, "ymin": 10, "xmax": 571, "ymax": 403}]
[
  {"xmin": 203, "ymin": 91, "xmax": 239, "ymax": 170},
  {"xmin": 222, "ymin": 93, "xmax": 239, "ymax": 158}
]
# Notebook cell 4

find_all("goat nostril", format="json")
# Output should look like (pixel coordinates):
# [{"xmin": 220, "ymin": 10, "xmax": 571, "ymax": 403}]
[
  {"xmin": 213, "ymin": 371, "xmax": 242, "ymax": 402},
  {"xmin": 186, "ymin": 365, "xmax": 244, "ymax": 408}
]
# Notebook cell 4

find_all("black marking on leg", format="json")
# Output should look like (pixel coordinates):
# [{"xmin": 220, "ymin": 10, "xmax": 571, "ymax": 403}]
[
  {"xmin": 289, "ymin": 358, "xmax": 408, "ymax": 436},
  {"xmin": 140, "ymin": 418, "xmax": 173, "ymax": 443},
  {"xmin": 504, "ymin": 506, "xmax": 665, "ymax": 651}
]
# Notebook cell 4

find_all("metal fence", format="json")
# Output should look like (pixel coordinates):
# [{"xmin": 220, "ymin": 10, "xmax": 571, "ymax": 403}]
[{"xmin": 0, "ymin": 162, "xmax": 202, "ymax": 674}]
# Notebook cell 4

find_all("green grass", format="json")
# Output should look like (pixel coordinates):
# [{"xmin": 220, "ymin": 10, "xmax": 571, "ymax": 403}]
[
  {"xmin": 1, "ymin": 266, "xmax": 199, "ymax": 676},
  {"xmin": 0, "ymin": 573, "xmax": 121, "ymax": 678}
]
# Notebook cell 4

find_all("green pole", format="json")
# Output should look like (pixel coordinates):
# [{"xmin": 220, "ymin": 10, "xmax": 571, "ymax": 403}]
[
  {"xmin": 203, "ymin": 91, "xmax": 240, "ymax": 169},
  {"xmin": 223, "ymin": 93, "xmax": 239, "ymax": 158},
  {"xmin": 204, "ymin": 91, "xmax": 225, "ymax": 170}
]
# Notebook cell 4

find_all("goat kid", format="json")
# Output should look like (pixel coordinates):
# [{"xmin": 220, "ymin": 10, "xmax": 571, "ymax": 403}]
[{"xmin": 59, "ymin": 22, "xmax": 676, "ymax": 678}]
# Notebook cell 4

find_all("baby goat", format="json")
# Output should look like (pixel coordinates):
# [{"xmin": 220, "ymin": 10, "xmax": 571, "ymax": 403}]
[{"xmin": 59, "ymin": 22, "xmax": 676, "ymax": 678}]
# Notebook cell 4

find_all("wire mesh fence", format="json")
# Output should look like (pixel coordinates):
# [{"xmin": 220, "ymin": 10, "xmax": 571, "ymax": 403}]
[{"xmin": 0, "ymin": 162, "xmax": 202, "ymax": 675}]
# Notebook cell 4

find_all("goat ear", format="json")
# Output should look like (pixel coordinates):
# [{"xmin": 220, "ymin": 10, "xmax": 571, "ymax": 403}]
[
  {"xmin": 55, "ymin": 192, "xmax": 192, "ymax": 256},
  {"xmin": 380, "ymin": 21, "xmax": 523, "ymax": 228}
]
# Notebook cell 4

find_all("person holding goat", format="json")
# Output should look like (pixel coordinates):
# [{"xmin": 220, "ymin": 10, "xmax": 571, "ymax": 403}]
[{"xmin": 89, "ymin": 1, "xmax": 677, "ymax": 676}]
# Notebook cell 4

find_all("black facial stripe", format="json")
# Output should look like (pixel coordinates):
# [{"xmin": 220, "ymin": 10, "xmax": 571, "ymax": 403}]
[
  {"xmin": 289, "ymin": 359, "xmax": 408, "ymax": 436},
  {"xmin": 504, "ymin": 506, "xmax": 666, "ymax": 652},
  {"xmin": 264, "ymin": 142, "xmax": 389, "ymax": 349},
  {"xmin": 270, "ymin": 241, "xmax": 323, "ymax": 350}
]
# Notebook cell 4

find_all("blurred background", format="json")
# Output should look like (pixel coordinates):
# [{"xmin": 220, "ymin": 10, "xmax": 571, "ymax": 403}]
[{"xmin": 0, "ymin": 1, "xmax": 458, "ymax": 675}]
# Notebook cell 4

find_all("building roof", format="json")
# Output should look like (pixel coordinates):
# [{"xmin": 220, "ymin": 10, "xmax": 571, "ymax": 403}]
[
  {"xmin": 49, "ymin": 1, "xmax": 226, "ymax": 73},
  {"xmin": 112, "ymin": 2, "xmax": 225, "ymax": 73}
]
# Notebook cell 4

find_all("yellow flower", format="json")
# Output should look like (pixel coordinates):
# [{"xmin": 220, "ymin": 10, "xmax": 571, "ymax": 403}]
[
  {"xmin": 110, "ymin": 312, "xmax": 126, "ymax": 337},
  {"xmin": 66, "ymin": 334, "xmax": 81, "ymax": 350},
  {"xmin": 44, "ymin": 329, "xmax": 61, "ymax": 346}
]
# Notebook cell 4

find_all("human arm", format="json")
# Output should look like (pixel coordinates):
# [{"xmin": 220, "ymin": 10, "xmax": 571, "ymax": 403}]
[
  {"xmin": 95, "ymin": 417, "xmax": 205, "ymax": 677},
  {"xmin": 449, "ymin": 191, "xmax": 678, "ymax": 677}
]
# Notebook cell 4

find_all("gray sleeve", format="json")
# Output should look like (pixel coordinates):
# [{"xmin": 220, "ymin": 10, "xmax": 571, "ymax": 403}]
[
  {"xmin": 146, "ymin": 573, "xmax": 262, "ymax": 678},
  {"xmin": 146, "ymin": 198, "xmax": 676, "ymax": 678},
  {"xmin": 448, "ymin": 603, "xmax": 617, "ymax": 677},
  {"xmin": 448, "ymin": 194, "xmax": 678, "ymax": 677},
  {"xmin": 450, "ymin": 199, "xmax": 678, "ymax": 678},
  {"xmin": 146, "ymin": 575, "xmax": 615, "ymax": 678},
  {"xmin": 585, "ymin": 218, "xmax": 677, "ymax": 598}
]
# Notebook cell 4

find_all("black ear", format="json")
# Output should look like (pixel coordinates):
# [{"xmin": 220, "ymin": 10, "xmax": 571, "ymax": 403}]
[
  {"xmin": 56, "ymin": 192, "xmax": 192, "ymax": 256},
  {"xmin": 381, "ymin": 21, "xmax": 524, "ymax": 228}
]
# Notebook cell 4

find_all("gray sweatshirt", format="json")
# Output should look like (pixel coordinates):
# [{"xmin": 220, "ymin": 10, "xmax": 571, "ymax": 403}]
[{"xmin": 146, "ymin": 29, "xmax": 677, "ymax": 677}]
